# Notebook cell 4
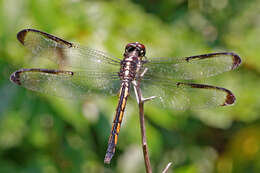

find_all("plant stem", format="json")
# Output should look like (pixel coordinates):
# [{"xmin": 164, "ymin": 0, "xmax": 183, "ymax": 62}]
[
  {"xmin": 135, "ymin": 81, "xmax": 172, "ymax": 173},
  {"xmin": 138, "ymin": 99, "xmax": 152, "ymax": 173}
]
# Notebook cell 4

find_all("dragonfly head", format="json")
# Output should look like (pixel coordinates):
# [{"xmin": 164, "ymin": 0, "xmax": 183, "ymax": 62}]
[{"xmin": 125, "ymin": 42, "xmax": 146, "ymax": 57}]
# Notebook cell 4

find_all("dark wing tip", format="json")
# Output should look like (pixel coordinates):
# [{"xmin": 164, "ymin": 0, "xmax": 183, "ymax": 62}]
[
  {"xmin": 17, "ymin": 29, "xmax": 28, "ymax": 45},
  {"xmin": 10, "ymin": 70, "xmax": 22, "ymax": 85},
  {"xmin": 17, "ymin": 29, "xmax": 73, "ymax": 48},
  {"xmin": 222, "ymin": 89, "xmax": 236, "ymax": 106},
  {"xmin": 181, "ymin": 82, "xmax": 237, "ymax": 107},
  {"xmin": 17, "ymin": 29, "xmax": 38, "ymax": 45},
  {"xmin": 230, "ymin": 52, "xmax": 242, "ymax": 70}
]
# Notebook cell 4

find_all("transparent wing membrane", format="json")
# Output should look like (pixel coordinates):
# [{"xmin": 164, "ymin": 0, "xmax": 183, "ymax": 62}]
[
  {"xmin": 17, "ymin": 29, "xmax": 121, "ymax": 72},
  {"xmin": 144, "ymin": 52, "xmax": 241, "ymax": 80},
  {"xmin": 141, "ymin": 80, "xmax": 235, "ymax": 110},
  {"xmin": 10, "ymin": 68, "xmax": 120, "ymax": 98}
]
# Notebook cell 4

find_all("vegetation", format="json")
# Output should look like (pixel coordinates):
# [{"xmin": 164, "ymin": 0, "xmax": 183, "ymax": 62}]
[{"xmin": 0, "ymin": 0, "xmax": 260, "ymax": 172}]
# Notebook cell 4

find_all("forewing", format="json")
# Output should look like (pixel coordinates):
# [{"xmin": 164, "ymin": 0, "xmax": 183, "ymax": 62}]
[
  {"xmin": 10, "ymin": 68, "xmax": 120, "ymax": 98},
  {"xmin": 144, "ymin": 52, "xmax": 241, "ymax": 80},
  {"xmin": 141, "ymin": 80, "xmax": 235, "ymax": 110},
  {"xmin": 17, "ymin": 29, "xmax": 121, "ymax": 72},
  {"xmin": 13, "ymin": 29, "xmax": 122, "ymax": 97}
]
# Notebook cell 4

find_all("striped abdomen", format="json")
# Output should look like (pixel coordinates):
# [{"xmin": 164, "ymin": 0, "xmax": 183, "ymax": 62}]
[{"xmin": 104, "ymin": 81, "xmax": 130, "ymax": 164}]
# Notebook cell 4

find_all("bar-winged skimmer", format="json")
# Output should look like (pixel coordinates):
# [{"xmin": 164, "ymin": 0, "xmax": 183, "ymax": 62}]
[{"xmin": 10, "ymin": 29, "xmax": 241, "ymax": 164}]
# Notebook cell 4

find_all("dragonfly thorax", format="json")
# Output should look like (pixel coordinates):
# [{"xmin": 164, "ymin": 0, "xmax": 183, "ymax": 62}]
[{"xmin": 119, "ymin": 43, "xmax": 145, "ymax": 82}]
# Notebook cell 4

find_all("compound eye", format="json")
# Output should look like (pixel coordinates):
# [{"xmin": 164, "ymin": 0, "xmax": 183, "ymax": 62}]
[
  {"xmin": 139, "ymin": 50, "xmax": 143, "ymax": 56},
  {"xmin": 126, "ymin": 46, "xmax": 135, "ymax": 52}
]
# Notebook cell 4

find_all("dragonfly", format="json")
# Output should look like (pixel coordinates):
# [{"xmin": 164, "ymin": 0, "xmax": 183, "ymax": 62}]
[{"xmin": 10, "ymin": 29, "xmax": 241, "ymax": 164}]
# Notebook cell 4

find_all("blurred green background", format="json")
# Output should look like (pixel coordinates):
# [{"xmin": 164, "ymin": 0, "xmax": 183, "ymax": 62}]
[{"xmin": 1, "ymin": 0, "xmax": 260, "ymax": 172}]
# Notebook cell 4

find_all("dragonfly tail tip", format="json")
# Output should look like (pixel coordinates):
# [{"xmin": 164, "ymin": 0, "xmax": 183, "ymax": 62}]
[{"xmin": 104, "ymin": 157, "xmax": 111, "ymax": 164}]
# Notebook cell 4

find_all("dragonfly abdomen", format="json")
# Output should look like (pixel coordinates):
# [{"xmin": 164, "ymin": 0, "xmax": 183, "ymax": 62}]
[{"xmin": 104, "ymin": 81, "xmax": 130, "ymax": 164}]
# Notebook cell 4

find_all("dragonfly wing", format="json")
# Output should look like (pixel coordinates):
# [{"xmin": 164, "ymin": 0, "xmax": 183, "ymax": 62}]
[
  {"xmin": 10, "ymin": 68, "xmax": 120, "ymax": 98},
  {"xmin": 140, "ymin": 80, "xmax": 235, "ymax": 110},
  {"xmin": 144, "ymin": 52, "xmax": 241, "ymax": 80},
  {"xmin": 17, "ymin": 29, "xmax": 121, "ymax": 72}
]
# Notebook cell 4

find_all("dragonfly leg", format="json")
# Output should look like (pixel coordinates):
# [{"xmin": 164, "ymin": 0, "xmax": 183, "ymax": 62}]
[
  {"xmin": 132, "ymin": 80, "xmax": 157, "ymax": 104},
  {"xmin": 142, "ymin": 96, "xmax": 157, "ymax": 102},
  {"xmin": 140, "ymin": 67, "xmax": 148, "ymax": 77},
  {"xmin": 132, "ymin": 80, "xmax": 140, "ymax": 104}
]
